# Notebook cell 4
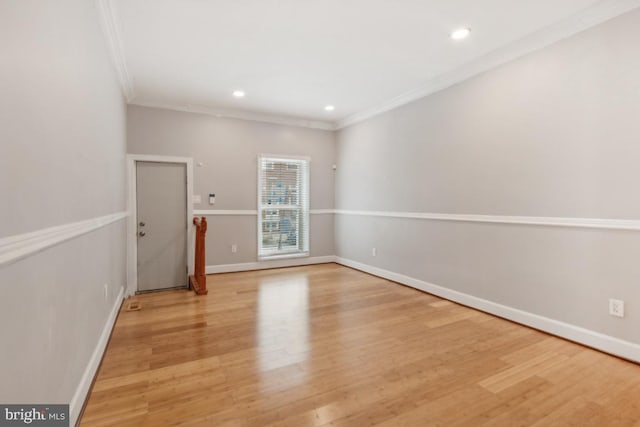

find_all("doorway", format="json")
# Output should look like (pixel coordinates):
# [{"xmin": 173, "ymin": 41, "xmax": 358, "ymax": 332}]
[{"xmin": 135, "ymin": 161, "xmax": 188, "ymax": 292}]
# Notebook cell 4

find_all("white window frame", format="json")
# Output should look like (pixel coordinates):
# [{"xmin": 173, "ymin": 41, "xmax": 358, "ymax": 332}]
[{"xmin": 257, "ymin": 154, "xmax": 310, "ymax": 260}]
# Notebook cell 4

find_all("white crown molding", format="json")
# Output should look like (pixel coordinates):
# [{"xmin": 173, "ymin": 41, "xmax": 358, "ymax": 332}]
[
  {"xmin": 96, "ymin": 0, "xmax": 135, "ymax": 101},
  {"xmin": 334, "ymin": 209, "xmax": 640, "ymax": 231},
  {"xmin": 0, "ymin": 212, "xmax": 129, "ymax": 267},
  {"xmin": 335, "ymin": 256, "xmax": 640, "ymax": 363},
  {"xmin": 97, "ymin": 0, "xmax": 640, "ymax": 131},
  {"xmin": 336, "ymin": 0, "xmax": 640, "ymax": 129},
  {"xmin": 206, "ymin": 255, "xmax": 336, "ymax": 274},
  {"xmin": 70, "ymin": 285, "xmax": 124, "ymax": 426},
  {"xmin": 129, "ymin": 100, "xmax": 336, "ymax": 131}
]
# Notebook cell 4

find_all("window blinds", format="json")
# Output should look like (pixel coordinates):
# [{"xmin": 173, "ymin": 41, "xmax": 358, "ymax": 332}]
[{"xmin": 257, "ymin": 156, "xmax": 309, "ymax": 258}]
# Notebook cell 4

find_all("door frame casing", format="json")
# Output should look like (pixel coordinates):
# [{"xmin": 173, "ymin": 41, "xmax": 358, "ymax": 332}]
[{"xmin": 126, "ymin": 154, "xmax": 194, "ymax": 296}]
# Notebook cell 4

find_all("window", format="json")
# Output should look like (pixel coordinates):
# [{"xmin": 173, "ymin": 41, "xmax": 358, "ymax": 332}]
[{"xmin": 258, "ymin": 155, "xmax": 309, "ymax": 259}]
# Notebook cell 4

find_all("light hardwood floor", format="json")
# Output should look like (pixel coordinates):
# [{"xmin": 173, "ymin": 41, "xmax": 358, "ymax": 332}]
[{"xmin": 81, "ymin": 263, "xmax": 640, "ymax": 426}]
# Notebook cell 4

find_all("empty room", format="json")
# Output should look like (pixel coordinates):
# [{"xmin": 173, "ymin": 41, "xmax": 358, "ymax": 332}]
[{"xmin": 2, "ymin": 0, "xmax": 640, "ymax": 426}]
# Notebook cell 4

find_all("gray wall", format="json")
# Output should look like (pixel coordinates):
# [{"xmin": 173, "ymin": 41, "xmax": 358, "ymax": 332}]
[
  {"xmin": 127, "ymin": 105, "xmax": 336, "ymax": 265},
  {"xmin": 0, "ymin": 0, "xmax": 127, "ymax": 412},
  {"xmin": 335, "ymin": 9, "xmax": 640, "ymax": 344}
]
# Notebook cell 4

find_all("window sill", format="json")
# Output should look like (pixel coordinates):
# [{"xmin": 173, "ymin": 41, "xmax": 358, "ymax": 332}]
[{"xmin": 258, "ymin": 252, "xmax": 309, "ymax": 261}]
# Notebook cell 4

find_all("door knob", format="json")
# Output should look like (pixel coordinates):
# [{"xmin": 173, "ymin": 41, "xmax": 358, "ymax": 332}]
[
  {"xmin": 138, "ymin": 231, "xmax": 146, "ymax": 237},
  {"xmin": 139, "ymin": 222, "xmax": 146, "ymax": 227}
]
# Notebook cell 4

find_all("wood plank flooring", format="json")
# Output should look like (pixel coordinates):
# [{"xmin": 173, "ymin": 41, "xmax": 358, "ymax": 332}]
[{"xmin": 81, "ymin": 263, "xmax": 640, "ymax": 426}]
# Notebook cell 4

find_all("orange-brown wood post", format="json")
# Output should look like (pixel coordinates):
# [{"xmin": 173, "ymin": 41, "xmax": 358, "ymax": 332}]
[{"xmin": 189, "ymin": 216, "xmax": 208, "ymax": 295}]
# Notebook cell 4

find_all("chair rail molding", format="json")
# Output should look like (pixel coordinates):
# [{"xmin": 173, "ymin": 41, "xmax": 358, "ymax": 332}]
[
  {"xmin": 192, "ymin": 209, "xmax": 640, "ymax": 231},
  {"xmin": 193, "ymin": 210, "xmax": 258, "ymax": 216},
  {"xmin": 0, "ymin": 212, "xmax": 129, "ymax": 267},
  {"xmin": 193, "ymin": 209, "xmax": 336, "ymax": 216},
  {"xmin": 334, "ymin": 210, "xmax": 640, "ymax": 231}
]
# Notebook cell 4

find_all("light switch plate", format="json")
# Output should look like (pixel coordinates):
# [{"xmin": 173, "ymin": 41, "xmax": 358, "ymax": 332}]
[{"xmin": 193, "ymin": 195, "xmax": 202, "ymax": 204}]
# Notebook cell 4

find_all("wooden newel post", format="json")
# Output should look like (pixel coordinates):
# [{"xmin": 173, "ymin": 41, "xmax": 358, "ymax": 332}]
[{"xmin": 190, "ymin": 216, "xmax": 208, "ymax": 295}]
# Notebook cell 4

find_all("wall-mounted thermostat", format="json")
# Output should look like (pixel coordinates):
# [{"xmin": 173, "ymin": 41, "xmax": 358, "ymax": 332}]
[{"xmin": 209, "ymin": 193, "xmax": 215, "ymax": 205}]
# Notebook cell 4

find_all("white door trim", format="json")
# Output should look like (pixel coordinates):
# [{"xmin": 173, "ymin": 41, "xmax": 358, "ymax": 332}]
[{"xmin": 126, "ymin": 154, "xmax": 194, "ymax": 296}]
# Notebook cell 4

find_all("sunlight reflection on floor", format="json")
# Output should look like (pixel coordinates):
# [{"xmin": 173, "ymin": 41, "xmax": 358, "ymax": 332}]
[{"xmin": 257, "ymin": 273, "xmax": 310, "ymax": 381}]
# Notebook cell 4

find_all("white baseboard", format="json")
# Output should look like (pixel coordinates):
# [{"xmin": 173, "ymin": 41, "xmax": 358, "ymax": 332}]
[
  {"xmin": 335, "ymin": 257, "xmax": 640, "ymax": 363},
  {"xmin": 206, "ymin": 255, "xmax": 337, "ymax": 274},
  {"xmin": 69, "ymin": 285, "xmax": 124, "ymax": 426}
]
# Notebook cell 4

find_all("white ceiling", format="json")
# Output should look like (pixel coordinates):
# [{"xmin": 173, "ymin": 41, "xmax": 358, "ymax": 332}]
[{"xmin": 104, "ymin": 0, "xmax": 638, "ymax": 129}]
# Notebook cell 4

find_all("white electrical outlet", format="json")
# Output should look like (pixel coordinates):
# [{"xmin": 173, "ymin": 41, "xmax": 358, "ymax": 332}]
[
  {"xmin": 231, "ymin": 244, "xmax": 237, "ymax": 253},
  {"xmin": 103, "ymin": 283, "xmax": 108, "ymax": 301},
  {"xmin": 609, "ymin": 299, "xmax": 625, "ymax": 318},
  {"xmin": 372, "ymin": 247, "xmax": 377, "ymax": 257}
]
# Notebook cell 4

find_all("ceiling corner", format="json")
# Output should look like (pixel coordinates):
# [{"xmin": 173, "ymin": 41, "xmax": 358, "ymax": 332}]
[
  {"xmin": 336, "ymin": 0, "xmax": 640, "ymax": 130},
  {"xmin": 96, "ymin": 0, "xmax": 135, "ymax": 102}
]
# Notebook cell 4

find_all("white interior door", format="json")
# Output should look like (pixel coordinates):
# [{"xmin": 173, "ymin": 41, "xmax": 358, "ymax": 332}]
[{"xmin": 136, "ymin": 161, "xmax": 188, "ymax": 292}]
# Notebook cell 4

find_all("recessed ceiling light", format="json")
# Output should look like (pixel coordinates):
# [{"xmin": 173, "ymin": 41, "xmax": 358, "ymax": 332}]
[
  {"xmin": 324, "ymin": 105, "xmax": 335, "ymax": 112},
  {"xmin": 233, "ymin": 90, "xmax": 245, "ymax": 98},
  {"xmin": 450, "ymin": 28, "xmax": 471, "ymax": 41}
]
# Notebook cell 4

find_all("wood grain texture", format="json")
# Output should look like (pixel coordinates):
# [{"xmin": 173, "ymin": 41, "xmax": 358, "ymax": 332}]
[
  {"xmin": 190, "ymin": 216, "xmax": 208, "ymax": 295},
  {"xmin": 81, "ymin": 263, "xmax": 640, "ymax": 426}
]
